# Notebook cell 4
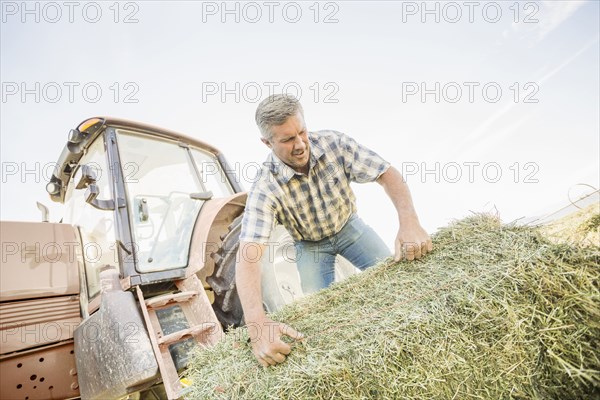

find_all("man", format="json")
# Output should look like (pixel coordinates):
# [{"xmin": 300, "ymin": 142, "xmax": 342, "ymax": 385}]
[{"xmin": 236, "ymin": 94, "xmax": 432, "ymax": 367}]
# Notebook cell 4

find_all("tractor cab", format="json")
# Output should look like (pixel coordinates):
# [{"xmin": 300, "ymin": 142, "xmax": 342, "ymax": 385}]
[{"xmin": 48, "ymin": 118, "xmax": 242, "ymax": 293}]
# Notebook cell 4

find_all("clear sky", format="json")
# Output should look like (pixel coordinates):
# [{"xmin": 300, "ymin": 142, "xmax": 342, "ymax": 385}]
[{"xmin": 1, "ymin": 0, "xmax": 599, "ymax": 249}]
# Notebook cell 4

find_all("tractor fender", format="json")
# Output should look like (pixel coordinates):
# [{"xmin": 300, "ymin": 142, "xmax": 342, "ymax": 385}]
[{"xmin": 186, "ymin": 192, "xmax": 247, "ymax": 281}]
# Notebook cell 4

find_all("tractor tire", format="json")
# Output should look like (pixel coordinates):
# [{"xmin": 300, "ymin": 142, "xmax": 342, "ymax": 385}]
[{"xmin": 207, "ymin": 214, "xmax": 245, "ymax": 329}]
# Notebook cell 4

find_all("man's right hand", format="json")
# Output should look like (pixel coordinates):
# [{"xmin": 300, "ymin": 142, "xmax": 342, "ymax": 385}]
[
  {"xmin": 247, "ymin": 316, "xmax": 304, "ymax": 367},
  {"xmin": 235, "ymin": 241, "xmax": 304, "ymax": 366}
]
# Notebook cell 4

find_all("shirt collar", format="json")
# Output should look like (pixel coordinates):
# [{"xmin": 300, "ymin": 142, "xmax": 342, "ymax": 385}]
[{"xmin": 263, "ymin": 132, "xmax": 325, "ymax": 184}]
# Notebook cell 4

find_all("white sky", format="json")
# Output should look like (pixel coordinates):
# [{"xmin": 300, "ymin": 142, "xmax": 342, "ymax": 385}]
[{"xmin": 1, "ymin": 0, "xmax": 599, "ymax": 249}]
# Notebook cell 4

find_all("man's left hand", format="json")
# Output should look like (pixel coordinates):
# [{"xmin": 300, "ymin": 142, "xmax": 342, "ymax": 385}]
[{"xmin": 394, "ymin": 223, "xmax": 432, "ymax": 261}]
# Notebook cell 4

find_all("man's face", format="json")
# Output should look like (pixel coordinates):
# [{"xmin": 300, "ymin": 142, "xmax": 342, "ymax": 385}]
[{"xmin": 262, "ymin": 112, "xmax": 310, "ymax": 174}]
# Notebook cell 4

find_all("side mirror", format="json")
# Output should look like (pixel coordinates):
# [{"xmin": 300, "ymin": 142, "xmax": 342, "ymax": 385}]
[
  {"xmin": 72, "ymin": 164, "xmax": 117, "ymax": 211},
  {"xmin": 75, "ymin": 164, "xmax": 98, "ymax": 190},
  {"xmin": 84, "ymin": 184, "xmax": 121, "ymax": 211}
]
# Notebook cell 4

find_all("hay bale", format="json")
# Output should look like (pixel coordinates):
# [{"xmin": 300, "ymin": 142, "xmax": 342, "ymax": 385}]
[
  {"xmin": 541, "ymin": 203, "xmax": 600, "ymax": 247},
  {"xmin": 187, "ymin": 215, "xmax": 600, "ymax": 399}
]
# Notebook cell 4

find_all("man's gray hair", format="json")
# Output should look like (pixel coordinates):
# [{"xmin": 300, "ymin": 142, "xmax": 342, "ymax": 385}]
[{"xmin": 255, "ymin": 94, "xmax": 304, "ymax": 139}]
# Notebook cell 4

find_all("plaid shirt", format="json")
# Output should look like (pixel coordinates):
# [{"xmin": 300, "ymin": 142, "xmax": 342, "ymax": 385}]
[{"xmin": 239, "ymin": 130, "xmax": 390, "ymax": 243}]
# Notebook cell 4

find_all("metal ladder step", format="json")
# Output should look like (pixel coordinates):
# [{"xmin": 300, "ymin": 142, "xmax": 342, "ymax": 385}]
[
  {"xmin": 157, "ymin": 324, "xmax": 215, "ymax": 347},
  {"xmin": 145, "ymin": 291, "xmax": 197, "ymax": 308},
  {"xmin": 136, "ymin": 274, "xmax": 224, "ymax": 400}
]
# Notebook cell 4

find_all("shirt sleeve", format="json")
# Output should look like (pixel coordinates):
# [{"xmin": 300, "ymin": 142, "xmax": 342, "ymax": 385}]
[
  {"xmin": 239, "ymin": 188, "xmax": 277, "ymax": 243},
  {"xmin": 337, "ymin": 131, "xmax": 391, "ymax": 183}
]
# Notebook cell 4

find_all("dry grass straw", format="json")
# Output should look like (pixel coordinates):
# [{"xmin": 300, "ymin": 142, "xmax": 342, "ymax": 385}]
[
  {"xmin": 187, "ymin": 214, "xmax": 599, "ymax": 399},
  {"xmin": 541, "ymin": 203, "xmax": 600, "ymax": 248}
]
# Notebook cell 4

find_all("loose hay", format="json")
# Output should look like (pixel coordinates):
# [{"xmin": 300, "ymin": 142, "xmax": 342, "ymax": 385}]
[
  {"xmin": 187, "ymin": 215, "xmax": 600, "ymax": 399},
  {"xmin": 541, "ymin": 203, "xmax": 600, "ymax": 248}
]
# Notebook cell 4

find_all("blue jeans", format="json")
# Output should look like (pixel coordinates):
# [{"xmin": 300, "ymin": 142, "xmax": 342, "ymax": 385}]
[{"xmin": 294, "ymin": 214, "xmax": 391, "ymax": 294}]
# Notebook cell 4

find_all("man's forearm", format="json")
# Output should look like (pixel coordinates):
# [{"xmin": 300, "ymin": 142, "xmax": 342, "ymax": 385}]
[
  {"xmin": 378, "ymin": 165, "xmax": 432, "ymax": 260},
  {"xmin": 235, "ymin": 242, "xmax": 267, "ymax": 322},
  {"xmin": 377, "ymin": 166, "xmax": 420, "ymax": 225}
]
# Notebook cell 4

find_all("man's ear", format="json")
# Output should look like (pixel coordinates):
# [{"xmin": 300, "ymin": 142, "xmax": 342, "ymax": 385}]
[{"xmin": 261, "ymin": 137, "xmax": 272, "ymax": 149}]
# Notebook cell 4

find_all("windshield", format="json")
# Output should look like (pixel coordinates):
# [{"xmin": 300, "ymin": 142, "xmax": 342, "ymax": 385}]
[{"xmin": 116, "ymin": 130, "xmax": 233, "ymax": 272}]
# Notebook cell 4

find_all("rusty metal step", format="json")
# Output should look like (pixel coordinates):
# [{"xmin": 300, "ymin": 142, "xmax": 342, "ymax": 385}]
[
  {"xmin": 145, "ymin": 291, "xmax": 197, "ymax": 309},
  {"xmin": 157, "ymin": 324, "xmax": 214, "ymax": 347}
]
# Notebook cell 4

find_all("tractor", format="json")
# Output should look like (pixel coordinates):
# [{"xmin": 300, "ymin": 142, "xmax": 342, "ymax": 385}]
[{"xmin": 0, "ymin": 117, "xmax": 354, "ymax": 399}]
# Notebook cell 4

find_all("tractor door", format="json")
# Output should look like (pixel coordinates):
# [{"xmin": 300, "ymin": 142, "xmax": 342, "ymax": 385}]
[{"xmin": 115, "ymin": 130, "xmax": 233, "ymax": 274}]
